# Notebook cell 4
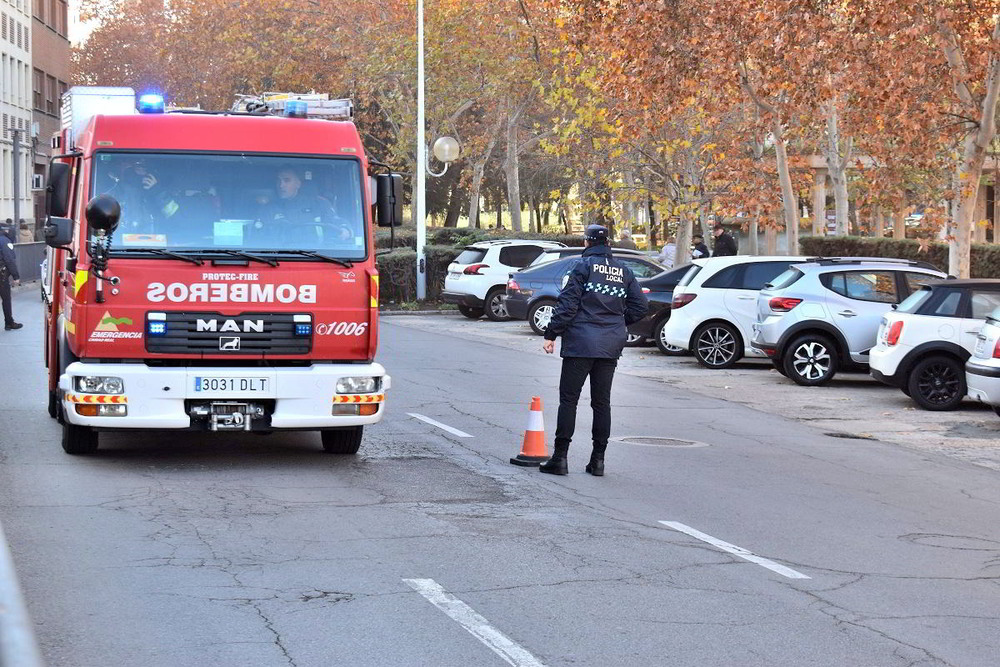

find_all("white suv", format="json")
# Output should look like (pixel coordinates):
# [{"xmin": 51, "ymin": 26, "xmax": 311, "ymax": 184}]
[
  {"xmin": 441, "ymin": 240, "xmax": 566, "ymax": 320},
  {"xmin": 662, "ymin": 256, "xmax": 809, "ymax": 368},
  {"xmin": 966, "ymin": 307, "xmax": 1000, "ymax": 417},
  {"xmin": 870, "ymin": 280, "xmax": 1000, "ymax": 410}
]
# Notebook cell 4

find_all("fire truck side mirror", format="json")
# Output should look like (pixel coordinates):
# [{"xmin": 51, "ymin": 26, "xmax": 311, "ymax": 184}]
[
  {"xmin": 46, "ymin": 161, "xmax": 72, "ymax": 218},
  {"xmin": 85, "ymin": 194, "xmax": 122, "ymax": 234},
  {"xmin": 44, "ymin": 217, "xmax": 73, "ymax": 249},
  {"xmin": 376, "ymin": 174, "xmax": 404, "ymax": 227}
]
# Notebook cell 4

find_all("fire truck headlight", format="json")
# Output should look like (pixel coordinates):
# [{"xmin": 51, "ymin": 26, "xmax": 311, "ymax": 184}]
[
  {"xmin": 75, "ymin": 376, "xmax": 125, "ymax": 394},
  {"xmin": 336, "ymin": 377, "xmax": 378, "ymax": 394}
]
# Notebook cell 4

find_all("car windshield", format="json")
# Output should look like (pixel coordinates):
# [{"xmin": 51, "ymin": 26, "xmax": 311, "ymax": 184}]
[
  {"xmin": 93, "ymin": 152, "xmax": 366, "ymax": 259},
  {"xmin": 896, "ymin": 287, "xmax": 933, "ymax": 314}
]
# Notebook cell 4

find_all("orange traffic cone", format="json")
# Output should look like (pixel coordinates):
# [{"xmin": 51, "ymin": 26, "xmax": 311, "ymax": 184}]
[{"xmin": 510, "ymin": 396, "xmax": 549, "ymax": 466}]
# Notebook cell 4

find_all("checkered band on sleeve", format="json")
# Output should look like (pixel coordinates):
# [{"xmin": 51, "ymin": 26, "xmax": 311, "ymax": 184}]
[{"xmin": 585, "ymin": 282, "xmax": 627, "ymax": 298}]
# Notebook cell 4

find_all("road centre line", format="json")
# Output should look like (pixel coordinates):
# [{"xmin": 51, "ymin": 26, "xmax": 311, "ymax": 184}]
[
  {"xmin": 403, "ymin": 579, "xmax": 546, "ymax": 667},
  {"xmin": 407, "ymin": 413, "xmax": 474, "ymax": 438},
  {"xmin": 659, "ymin": 521, "xmax": 810, "ymax": 580}
]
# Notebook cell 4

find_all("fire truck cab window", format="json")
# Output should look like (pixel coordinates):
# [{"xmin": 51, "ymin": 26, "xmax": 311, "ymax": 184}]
[{"xmin": 93, "ymin": 152, "xmax": 367, "ymax": 259}]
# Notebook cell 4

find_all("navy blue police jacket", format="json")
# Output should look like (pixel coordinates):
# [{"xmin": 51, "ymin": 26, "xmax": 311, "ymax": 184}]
[
  {"xmin": 543, "ymin": 244, "xmax": 648, "ymax": 358},
  {"xmin": 0, "ymin": 229, "xmax": 18, "ymax": 281}
]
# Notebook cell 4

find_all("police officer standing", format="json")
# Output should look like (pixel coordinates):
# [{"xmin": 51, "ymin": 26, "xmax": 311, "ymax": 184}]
[
  {"xmin": 541, "ymin": 225, "xmax": 648, "ymax": 476},
  {"xmin": 1, "ymin": 223, "xmax": 22, "ymax": 331}
]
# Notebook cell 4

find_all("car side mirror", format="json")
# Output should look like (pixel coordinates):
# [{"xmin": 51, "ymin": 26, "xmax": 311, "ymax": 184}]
[
  {"xmin": 376, "ymin": 174, "xmax": 403, "ymax": 227},
  {"xmin": 44, "ymin": 216, "xmax": 73, "ymax": 248},
  {"xmin": 46, "ymin": 161, "xmax": 71, "ymax": 218}
]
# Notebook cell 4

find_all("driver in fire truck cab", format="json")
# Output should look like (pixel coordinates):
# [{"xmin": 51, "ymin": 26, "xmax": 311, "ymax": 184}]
[{"xmin": 255, "ymin": 165, "xmax": 354, "ymax": 247}]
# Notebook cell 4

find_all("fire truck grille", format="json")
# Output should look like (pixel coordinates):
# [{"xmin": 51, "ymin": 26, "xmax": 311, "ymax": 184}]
[{"xmin": 145, "ymin": 313, "xmax": 311, "ymax": 355}]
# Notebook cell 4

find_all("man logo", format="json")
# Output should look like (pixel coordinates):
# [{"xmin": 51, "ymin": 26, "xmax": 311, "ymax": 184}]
[{"xmin": 219, "ymin": 337, "xmax": 241, "ymax": 351}]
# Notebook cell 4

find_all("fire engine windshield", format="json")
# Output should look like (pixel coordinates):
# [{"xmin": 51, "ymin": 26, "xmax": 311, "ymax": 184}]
[{"xmin": 92, "ymin": 152, "xmax": 367, "ymax": 259}]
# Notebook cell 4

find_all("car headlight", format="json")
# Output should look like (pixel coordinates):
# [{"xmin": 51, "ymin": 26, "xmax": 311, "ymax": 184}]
[
  {"xmin": 336, "ymin": 376, "xmax": 378, "ymax": 394},
  {"xmin": 74, "ymin": 376, "xmax": 125, "ymax": 394}
]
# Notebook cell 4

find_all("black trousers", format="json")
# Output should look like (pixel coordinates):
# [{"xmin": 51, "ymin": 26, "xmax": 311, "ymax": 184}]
[
  {"xmin": 0, "ymin": 275, "xmax": 12, "ymax": 326},
  {"xmin": 554, "ymin": 357, "xmax": 618, "ymax": 456}
]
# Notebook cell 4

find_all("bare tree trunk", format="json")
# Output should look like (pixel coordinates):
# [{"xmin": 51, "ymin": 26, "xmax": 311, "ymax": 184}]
[
  {"xmin": 812, "ymin": 169, "xmax": 827, "ymax": 236},
  {"xmin": 825, "ymin": 102, "xmax": 853, "ymax": 236},
  {"xmin": 496, "ymin": 196, "xmax": 503, "ymax": 230},
  {"xmin": 467, "ymin": 117, "xmax": 503, "ymax": 229},
  {"xmin": 874, "ymin": 205, "xmax": 884, "ymax": 237},
  {"xmin": 747, "ymin": 206, "xmax": 760, "ymax": 255},
  {"xmin": 773, "ymin": 117, "xmax": 799, "ymax": 254},
  {"xmin": 675, "ymin": 211, "xmax": 693, "ymax": 267},
  {"xmin": 766, "ymin": 223, "xmax": 778, "ymax": 255},
  {"xmin": 894, "ymin": 208, "xmax": 906, "ymax": 239},
  {"xmin": 444, "ymin": 177, "xmax": 464, "ymax": 227},
  {"xmin": 504, "ymin": 103, "xmax": 525, "ymax": 233}
]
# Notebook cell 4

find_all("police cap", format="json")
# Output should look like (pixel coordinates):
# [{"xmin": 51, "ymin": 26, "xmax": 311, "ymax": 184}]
[{"xmin": 584, "ymin": 225, "xmax": 609, "ymax": 245}]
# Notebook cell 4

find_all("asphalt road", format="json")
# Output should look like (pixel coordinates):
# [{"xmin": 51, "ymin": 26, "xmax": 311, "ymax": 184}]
[{"xmin": 3, "ymin": 286, "xmax": 1000, "ymax": 666}]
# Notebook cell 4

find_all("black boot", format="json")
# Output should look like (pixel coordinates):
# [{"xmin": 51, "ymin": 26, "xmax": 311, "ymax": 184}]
[
  {"xmin": 4, "ymin": 322, "xmax": 22, "ymax": 330},
  {"xmin": 539, "ymin": 445, "xmax": 569, "ymax": 475},
  {"xmin": 585, "ymin": 456, "xmax": 604, "ymax": 476}
]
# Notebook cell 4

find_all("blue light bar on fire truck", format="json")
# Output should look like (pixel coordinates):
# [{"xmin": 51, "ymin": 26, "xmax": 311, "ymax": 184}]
[{"xmin": 138, "ymin": 94, "xmax": 166, "ymax": 114}]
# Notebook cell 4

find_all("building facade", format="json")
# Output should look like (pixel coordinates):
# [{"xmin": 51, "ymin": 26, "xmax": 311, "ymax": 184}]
[
  {"xmin": 31, "ymin": 0, "xmax": 68, "ymax": 240},
  {"xmin": 0, "ymin": 0, "xmax": 33, "ymax": 240}
]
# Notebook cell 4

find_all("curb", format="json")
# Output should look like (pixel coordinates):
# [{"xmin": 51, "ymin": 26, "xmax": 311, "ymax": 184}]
[{"xmin": 0, "ymin": 519, "xmax": 44, "ymax": 667}]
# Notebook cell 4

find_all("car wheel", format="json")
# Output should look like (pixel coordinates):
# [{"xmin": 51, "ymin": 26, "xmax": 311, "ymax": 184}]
[
  {"xmin": 458, "ymin": 305, "xmax": 484, "ymax": 319},
  {"xmin": 321, "ymin": 426, "xmax": 363, "ymax": 454},
  {"xmin": 62, "ymin": 424, "xmax": 99, "ymax": 455},
  {"xmin": 625, "ymin": 333, "xmax": 646, "ymax": 347},
  {"xmin": 527, "ymin": 300, "xmax": 556, "ymax": 336},
  {"xmin": 907, "ymin": 356, "xmax": 965, "ymax": 411},
  {"xmin": 993, "ymin": 404, "xmax": 1000, "ymax": 419},
  {"xmin": 654, "ymin": 319, "xmax": 685, "ymax": 355},
  {"xmin": 693, "ymin": 322, "xmax": 742, "ymax": 369},
  {"xmin": 783, "ymin": 334, "xmax": 839, "ymax": 386},
  {"xmin": 484, "ymin": 287, "xmax": 510, "ymax": 321},
  {"xmin": 48, "ymin": 389, "xmax": 58, "ymax": 419}
]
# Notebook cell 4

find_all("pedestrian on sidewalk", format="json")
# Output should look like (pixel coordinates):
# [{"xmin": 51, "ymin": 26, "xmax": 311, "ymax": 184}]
[
  {"xmin": 691, "ymin": 234, "xmax": 710, "ymax": 260},
  {"xmin": 616, "ymin": 230, "xmax": 638, "ymax": 250},
  {"xmin": 711, "ymin": 223, "xmax": 738, "ymax": 257},
  {"xmin": 541, "ymin": 225, "xmax": 648, "ymax": 476},
  {"xmin": 658, "ymin": 236, "xmax": 677, "ymax": 268},
  {"xmin": 1, "ymin": 223, "xmax": 22, "ymax": 331}
]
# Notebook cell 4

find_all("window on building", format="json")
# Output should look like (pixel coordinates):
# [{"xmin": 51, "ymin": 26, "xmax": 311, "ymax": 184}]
[
  {"xmin": 2, "ymin": 13, "xmax": 8, "ymax": 42},
  {"xmin": 57, "ymin": 0, "xmax": 67, "ymax": 36},
  {"xmin": 34, "ymin": 0, "xmax": 43, "ymax": 20},
  {"xmin": 32, "ymin": 68, "xmax": 42, "ymax": 110},
  {"xmin": 57, "ymin": 79, "xmax": 67, "ymax": 114},
  {"xmin": 45, "ymin": 74, "xmax": 55, "ymax": 114}
]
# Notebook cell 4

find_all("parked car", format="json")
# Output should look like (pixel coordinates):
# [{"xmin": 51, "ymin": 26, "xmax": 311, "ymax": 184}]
[
  {"xmin": 627, "ymin": 266, "xmax": 692, "ymax": 354},
  {"xmin": 870, "ymin": 280, "xmax": 1000, "ymax": 410},
  {"xmin": 524, "ymin": 245, "xmax": 654, "ymax": 268},
  {"xmin": 661, "ymin": 256, "xmax": 810, "ymax": 368},
  {"xmin": 505, "ymin": 250, "xmax": 665, "ymax": 338},
  {"xmin": 966, "ymin": 307, "xmax": 1000, "ymax": 417},
  {"xmin": 753, "ymin": 258, "xmax": 946, "ymax": 386},
  {"xmin": 442, "ymin": 240, "xmax": 566, "ymax": 321}
]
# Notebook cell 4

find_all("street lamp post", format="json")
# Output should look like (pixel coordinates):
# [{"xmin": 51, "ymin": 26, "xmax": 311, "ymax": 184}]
[{"xmin": 415, "ymin": 0, "xmax": 460, "ymax": 301}]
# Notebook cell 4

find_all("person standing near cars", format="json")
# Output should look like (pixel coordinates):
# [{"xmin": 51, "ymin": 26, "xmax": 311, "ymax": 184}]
[
  {"xmin": 1, "ymin": 223, "xmax": 22, "ymax": 331},
  {"xmin": 541, "ymin": 225, "xmax": 648, "ymax": 476},
  {"xmin": 616, "ymin": 230, "xmax": 638, "ymax": 250},
  {"xmin": 711, "ymin": 223, "xmax": 738, "ymax": 257},
  {"xmin": 691, "ymin": 234, "xmax": 710, "ymax": 260}
]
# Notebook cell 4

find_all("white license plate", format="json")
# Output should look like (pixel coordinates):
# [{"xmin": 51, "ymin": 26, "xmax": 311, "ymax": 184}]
[
  {"xmin": 975, "ymin": 338, "xmax": 987, "ymax": 357},
  {"xmin": 194, "ymin": 377, "xmax": 269, "ymax": 393}
]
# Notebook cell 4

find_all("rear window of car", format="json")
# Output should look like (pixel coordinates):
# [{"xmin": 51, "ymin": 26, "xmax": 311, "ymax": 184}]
[
  {"xmin": 767, "ymin": 267, "xmax": 804, "ymax": 290},
  {"xmin": 498, "ymin": 245, "xmax": 543, "ymax": 268},
  {"xmin": 677, "ymin": 264, "xmax": 703, "ymax": 287},
  {"xmin": 971, "ymin": 290, "xmax": 1000, "ymax": 319},
  {"xmin": 620, "ymin": 258, "xmax": 662, "ymax": 278},
  {"xmin": 454, "ymin": 248, "xmax": 487, "ymax": 264},
  {"xmin": 737, "ymin": 261, "xmax": 794, "ymax": 290},
  {"xmin": 702, "ymin": 265, "xmax": 742, "ymax": 288},
  {"xmin": 896, "ymin": 287, "xmax": 933, "ymax": 314}
]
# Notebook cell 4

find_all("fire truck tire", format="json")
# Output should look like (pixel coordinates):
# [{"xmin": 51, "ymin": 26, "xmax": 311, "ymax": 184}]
[
  {"xmin": 62, "ymin": 424, "xmax": 99, "ymax": 456},
  {"xmin": 48, "ymin": 390, "xmax": 58, "ymax": 419},
  {"xmin": 321, "ymin": 426, "xmax": 363, "ymax": 454}
]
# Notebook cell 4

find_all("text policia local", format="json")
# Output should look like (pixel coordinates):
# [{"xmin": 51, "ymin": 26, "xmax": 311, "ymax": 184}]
[{"xmin": 147, "ymin": 282, "xmax": 318, "ymax": 304}]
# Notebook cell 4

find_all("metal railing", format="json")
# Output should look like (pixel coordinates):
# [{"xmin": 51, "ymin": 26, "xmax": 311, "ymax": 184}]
[{"xmin": 0, "ymin": 520, "xmax": 44, "ymax": 667}]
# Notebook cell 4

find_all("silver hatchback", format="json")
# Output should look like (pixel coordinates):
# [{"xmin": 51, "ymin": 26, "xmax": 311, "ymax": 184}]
[{"xmin": 752, "ymin": 259, "xmax": 946, "ymax": 385}]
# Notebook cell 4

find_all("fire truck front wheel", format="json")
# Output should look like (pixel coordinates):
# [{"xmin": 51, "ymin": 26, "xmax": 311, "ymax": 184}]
[
  {"xmin": 321, "ymin": 426, "xmax": 363, "ymax": 455},
  {"xmin": 62, "ymin": 423, "xmax": 99, "ymax": 456}
]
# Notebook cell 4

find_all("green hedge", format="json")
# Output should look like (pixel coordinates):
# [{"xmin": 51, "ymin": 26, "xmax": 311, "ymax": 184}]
[
  {"xmin": 376, "ymin": 244, "xmax": 459, "ymax": 303},
  {"xmin": 376, "ymin": 226, "xmax": 586, "ymax": 251},
  {"xmin": 797, "ymin": 235, "xmax": 1000, "ymax": 277}
]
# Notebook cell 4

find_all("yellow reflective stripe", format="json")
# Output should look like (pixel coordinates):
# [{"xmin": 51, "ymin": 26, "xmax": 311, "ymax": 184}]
[
  {"xmin": 65, "ymin": 320, "xmax": 76, "ymax": 335},
  {"xmin": 74, "ymin": 269, "xmax": 88, "ymax": 295},
  {"xmin": 332, "ymin": 393, "xmax": 385, "ymax": 404},
  {"xmin": 370, "ymin": 274, "xmax": 379, "ymax": 308}
]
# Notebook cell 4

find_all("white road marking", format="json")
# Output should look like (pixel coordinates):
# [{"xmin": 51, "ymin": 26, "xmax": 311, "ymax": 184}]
[
  {"xmin": 659, "ymin": 521, "xmax": 810, "ymax": 579},
  {"xmin": 408, "ymin": 413, "xmax": 474, "ymax": 438},
  {"xmin": 403, "ymin": 578, "xmax": 546, "ymax": 667}
]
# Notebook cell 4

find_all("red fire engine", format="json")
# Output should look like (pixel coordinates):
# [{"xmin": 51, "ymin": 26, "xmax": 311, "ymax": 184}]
[{"xmin": 41, "ymin": 87, "xmax": 402, "ymax": 455}]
